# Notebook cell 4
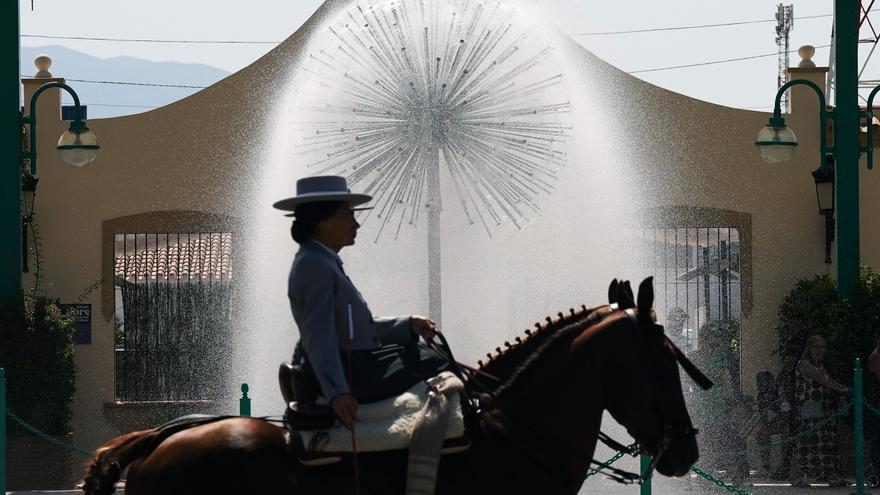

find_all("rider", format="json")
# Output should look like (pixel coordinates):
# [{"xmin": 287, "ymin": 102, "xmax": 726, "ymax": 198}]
[{"xmin": 274, "ymin": 175, "xmax": 449, "ymax": 430}]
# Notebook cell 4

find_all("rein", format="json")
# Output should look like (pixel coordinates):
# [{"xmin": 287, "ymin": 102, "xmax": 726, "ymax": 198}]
[
  {"xmin": 427, "ymin": 307, "xmax": 651, "ymax": 489},
  {"xmin": 428, "ymin": 304, "xmax": 707, "ymax": 488}
]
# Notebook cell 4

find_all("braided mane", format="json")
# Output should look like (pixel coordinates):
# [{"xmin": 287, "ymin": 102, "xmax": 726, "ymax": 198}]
[
  {"xmin": 493, "ymin": 312, "xmax": 607, "ymax": 399},
  {"xmin": 478, "ymin": 304, "xmax": 599, "ymax": 382}
]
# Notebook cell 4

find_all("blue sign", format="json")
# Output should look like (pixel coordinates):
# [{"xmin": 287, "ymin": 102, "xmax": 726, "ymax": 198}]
[
  {"xmin": 60, "ymin": 304, "xmax": 91, "ymax": 345},
  {"xmin": 61, "ymin": 105, "xmax": 87, "ymax": 121}
]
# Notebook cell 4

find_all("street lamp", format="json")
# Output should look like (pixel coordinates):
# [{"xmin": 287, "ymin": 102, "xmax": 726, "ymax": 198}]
[
  {"xmin": 754, "ymin": 76, "xmax": 868, "ymax": 289},
  {"xmin": 811, "ymin": 156, "xmax": 835, "ymax": 264},
  {"xmin": 23, "ymin": 82, "xmax": 100, "ymax": 171},
  {"xmin": 17, "ymin": 81, "xmax": 99, "ymax": 282}
]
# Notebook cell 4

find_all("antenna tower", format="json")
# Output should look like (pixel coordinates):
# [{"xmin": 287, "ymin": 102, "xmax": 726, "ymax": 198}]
[{"xmin": 776, "ymin": 3, "xmax": 794, "ymax": 112}]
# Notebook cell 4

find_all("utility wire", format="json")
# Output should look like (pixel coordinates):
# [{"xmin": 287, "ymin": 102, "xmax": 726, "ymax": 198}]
[
  {"xmin": 21, "ymin": 13, "xmax": 833, "ymax": 44},
  {"xmin": 629, "ymin": 44, "xmax": 831, "ymax": 74},
  {"xmin": 18, "ymin": 44, "xmax": 831, "ymax": 90},
  {"xmin": 62, "ymin": 102, "xmax": 158, "ymax": 109},
  {"xmin": 572, "ymin": 13, "xmax": 832, "ymax": 36},
  {"xmin": 65, "ymin": 77, "xmax": 206, "ymax": 89},
  {"xmin": 21, "ymin": 34, "xmax": 278, "ymax": 44}
]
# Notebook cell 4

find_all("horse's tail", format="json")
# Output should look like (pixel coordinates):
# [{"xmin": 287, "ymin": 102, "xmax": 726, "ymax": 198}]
[{"xmin": 81, "ymin": 428, "xmax": 165, "ymax": 495}]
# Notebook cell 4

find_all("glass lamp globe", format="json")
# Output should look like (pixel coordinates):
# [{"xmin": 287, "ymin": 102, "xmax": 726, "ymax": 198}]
[
  {"xmin": 755, "ymin": 125, "xmax": 797, "ymax": 163},
  {"xmin": 57, "ymin": 126, "xmax": 100, "ymax": 167}
]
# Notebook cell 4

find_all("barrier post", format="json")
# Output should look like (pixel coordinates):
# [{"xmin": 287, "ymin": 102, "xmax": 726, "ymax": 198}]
[
  {"xmin": 239, "ymin": 383, "xmax": 251, "ymax": 417},
  {"xmin": 855, "ymin": 358, "xmax": 865, "ymax": 495},
  {"xmin": 640, "ymin": 455, "xmax": 652, "ymax": 495},
  {"xmin": 1, "ymin": 368, "xmax": 6, "ymax": 494}
]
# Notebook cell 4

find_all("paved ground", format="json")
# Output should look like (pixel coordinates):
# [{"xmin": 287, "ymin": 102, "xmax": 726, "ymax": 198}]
[
  {"xmin": 5, "ymin": 475, "xmax": 878, "ymax": 494},
  {"xmin": 585, "ymin": 473, "xmax": 877, "ymax": 494},
  {"xmin": 5, "ymin": 480, "xmax": 878, "ymax": 494}
]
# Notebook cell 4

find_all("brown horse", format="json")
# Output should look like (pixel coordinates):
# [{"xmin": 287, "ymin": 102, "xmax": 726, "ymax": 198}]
[{"xmin": 82, "ymin": 278, "xmax": 707, "ymax": 495}]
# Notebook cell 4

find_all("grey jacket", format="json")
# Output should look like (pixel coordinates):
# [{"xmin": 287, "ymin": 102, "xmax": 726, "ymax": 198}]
[{"xmin": 288, "ymin": 240, "xmax": 413, "ymax": 400}]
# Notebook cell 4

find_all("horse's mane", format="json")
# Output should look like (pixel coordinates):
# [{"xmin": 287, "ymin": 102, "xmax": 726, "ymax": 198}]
[
  {"xmin": 478, "ymin": 304, "xmax": 598, "ymax": 382},
  {"xmin": 492, "ymin": 309, "xmax": 613, "ymax": 398}
]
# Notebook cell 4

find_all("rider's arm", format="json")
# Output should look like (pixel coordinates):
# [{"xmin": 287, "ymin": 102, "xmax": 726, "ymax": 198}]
[
  {"xmin": 290, "ymin": 259, "xmax": 349, "ymax": 401},
  {"xmin": 373, "ymin": 315, "xmax": 416, "ymax": 345}
]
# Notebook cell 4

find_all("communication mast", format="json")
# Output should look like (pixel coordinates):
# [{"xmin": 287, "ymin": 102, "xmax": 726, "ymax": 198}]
[{"xmin": 776, "ymin": 3, "xmax": 794, "ymax": 112}]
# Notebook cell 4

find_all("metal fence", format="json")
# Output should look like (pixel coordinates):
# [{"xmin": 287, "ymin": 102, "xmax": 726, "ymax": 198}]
[{"xmin": 113, "ymin": 233, "xmax": 233, "ymax": 401}]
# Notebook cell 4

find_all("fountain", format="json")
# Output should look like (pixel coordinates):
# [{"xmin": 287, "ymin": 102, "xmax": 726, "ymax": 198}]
[{"xmin": 239, "ymin": 3, "xmax": 645, "ymax": 488}]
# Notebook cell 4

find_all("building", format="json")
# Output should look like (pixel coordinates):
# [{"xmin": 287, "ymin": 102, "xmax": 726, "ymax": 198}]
[{"xmin": 18, "ymin": 0, "xmax": 880, "ymax": 457}]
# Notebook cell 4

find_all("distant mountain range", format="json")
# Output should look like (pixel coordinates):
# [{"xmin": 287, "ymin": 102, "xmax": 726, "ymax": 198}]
[{"xmin": 20, "ymin": 45, "xmax": 230, "ymax": 119}]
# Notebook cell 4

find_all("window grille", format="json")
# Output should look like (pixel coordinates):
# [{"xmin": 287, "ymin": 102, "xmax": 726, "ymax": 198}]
[
  {"xmin": 113, "ymin": 233, "xmax": 233, "ymax": 401},
  {"xmin": 638, "ymin": 227, "xmax": 742, "ymax": 358}
]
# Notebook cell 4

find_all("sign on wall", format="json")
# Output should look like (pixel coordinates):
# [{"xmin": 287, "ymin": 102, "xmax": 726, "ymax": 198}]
[{"xmin": 60, "ymin": 303, "xmax": 91, "ymax": 345}]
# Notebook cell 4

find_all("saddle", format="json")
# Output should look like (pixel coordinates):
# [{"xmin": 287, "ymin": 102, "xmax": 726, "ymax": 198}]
[{"xmin": 278, "ymin": 362, "xmax": 470, "ymax": 467}]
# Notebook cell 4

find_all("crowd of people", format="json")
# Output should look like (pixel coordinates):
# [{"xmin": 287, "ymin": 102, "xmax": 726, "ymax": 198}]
[{"xmin": 678, "ymin": 313, "xmax": 878, "ymax": 487}]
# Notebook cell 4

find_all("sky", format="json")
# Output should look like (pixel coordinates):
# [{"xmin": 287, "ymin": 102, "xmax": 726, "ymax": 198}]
[{"xmin": 17, "ymin": 0, "xmax": 879, "ymax": 114}]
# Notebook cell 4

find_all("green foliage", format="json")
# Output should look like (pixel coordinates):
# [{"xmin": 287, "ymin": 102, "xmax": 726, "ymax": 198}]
[
  {"xmin": 0, "ymin": 289, "xmax": 77, "ymax": 436},
  {"xmin": 775, "ymin": 268, "xmax": 880, "ymax": 386}
]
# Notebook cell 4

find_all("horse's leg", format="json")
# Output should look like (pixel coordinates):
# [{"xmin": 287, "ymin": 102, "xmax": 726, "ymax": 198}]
[{"xmin": 126, "ymin": 418, "xmax": 290, "ymax": 495}]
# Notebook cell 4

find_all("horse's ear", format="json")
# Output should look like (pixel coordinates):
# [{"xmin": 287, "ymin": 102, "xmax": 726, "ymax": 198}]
[
  {"xmin": 608, "ymin": 279, "xmax": 619, "ymax": 304},
  {"xmin": 637, "ymin": 277, "xmax": 654, "ymax": 319},
  {"xmin": 619, "ymin": 280, "xmax": 635, "ymax": 309}
]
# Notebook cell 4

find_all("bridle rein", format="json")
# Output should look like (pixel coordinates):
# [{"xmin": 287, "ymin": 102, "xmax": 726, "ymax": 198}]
[{"xmin": 425, "ymin": 303, "xmax": 712, "ymax": 491}]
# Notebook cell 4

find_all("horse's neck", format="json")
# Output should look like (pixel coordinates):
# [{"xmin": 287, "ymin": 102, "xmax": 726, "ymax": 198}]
[{"xmin": 490, "ymin": 332, "xmax": 606, "ymax": 488}]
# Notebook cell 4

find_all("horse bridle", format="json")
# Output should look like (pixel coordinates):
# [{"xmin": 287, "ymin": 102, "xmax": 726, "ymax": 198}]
[
  {"xmin": 426, "ymin": 303, "xmax": 712, "ymax": 489},
  {"xmin": 600, "ymin": 305, "xmax": 710, "ymax": 484}
]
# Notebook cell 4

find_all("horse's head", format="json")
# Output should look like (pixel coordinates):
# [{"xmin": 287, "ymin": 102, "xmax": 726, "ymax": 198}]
[{"xmin": 576, "ymin": 278, "xmax": 711, "ymax": 478}]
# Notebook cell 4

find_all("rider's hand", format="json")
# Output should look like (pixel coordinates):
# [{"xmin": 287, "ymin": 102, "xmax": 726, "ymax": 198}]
[
  {"xmin": 410, "ymin": 315, "xmax": 437, "ymax": 341},
  {"xmin": 330, "ymin": 393, "xmax": 358, "ymax": 430}
]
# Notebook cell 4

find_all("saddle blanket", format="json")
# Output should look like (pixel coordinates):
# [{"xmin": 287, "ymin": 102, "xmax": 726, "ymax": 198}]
[{"xmin": 300, "ymin": 372, "xmax": 465, "ymax": 453}]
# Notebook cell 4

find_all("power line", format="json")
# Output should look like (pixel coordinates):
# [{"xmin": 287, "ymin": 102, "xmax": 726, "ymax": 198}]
[
  {"xmin": 65, "ymin": 78, "xmax": 207, "ymax": 89},
  {"xmin": 63, "ymin": 102, "xmax": 158, "ymax": 109},
  {"xmin": 21, "ymin": 13, "xmax": 834, "ymax": 45},
  {"xmin": 572, "ymin": 13, "xmax": 831, "ymax": 36},
  {"xmin": 629, "ymin": 44, "xmax": 831, "ymax": 74},
  {"xmin": 21, "ymin": 34, "xmax": 278, "ymax": 44}
]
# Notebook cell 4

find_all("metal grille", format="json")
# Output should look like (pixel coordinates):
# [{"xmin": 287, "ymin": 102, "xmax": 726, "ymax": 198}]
[
  {"xmin": 113, "ymin": 233, "xmax": 233, "ymax": 401},
  {"xmin": 638, "ymin": 227, "xmax": 742, "ymax": 356}
]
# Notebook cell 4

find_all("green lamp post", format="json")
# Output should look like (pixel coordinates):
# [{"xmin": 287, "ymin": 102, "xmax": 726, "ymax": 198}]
[
  {"xmin": 2, "ymin": 0, "xmax": 21, "ymax": 306},
  {"xmin": 1, "ymin": 65, "xmax": 100, "ymax": 305},
  {"xmin": 755, "ymin": 0, "xmax": 862, "ymax": 299}
]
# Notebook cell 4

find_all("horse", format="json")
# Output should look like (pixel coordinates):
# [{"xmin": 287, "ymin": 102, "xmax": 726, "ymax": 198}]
[{"xmin": 82, "ymin": 278, "xmax": 709, "ymax": 495}]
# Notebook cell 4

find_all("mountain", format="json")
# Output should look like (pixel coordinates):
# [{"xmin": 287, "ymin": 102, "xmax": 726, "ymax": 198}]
[{"xmin": 20, "ymin": 45, "xmax": 230, "ymax": 119}]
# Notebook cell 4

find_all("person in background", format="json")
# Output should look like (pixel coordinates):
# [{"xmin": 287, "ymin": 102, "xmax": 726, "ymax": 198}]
[
  {"xmin": 789, "ymin": 335, "xmax": 850, "ymax": 487},
  {"xmin": 690, "ymin": 324, "xmax": 747, "ymax": 484},
  {"xmin": 753, "ymin": 370, "xmax": 779, "ymax": 478},
  {"xmin": 773, "ymin": 355, "xmax": 798, "ymax": 480}
]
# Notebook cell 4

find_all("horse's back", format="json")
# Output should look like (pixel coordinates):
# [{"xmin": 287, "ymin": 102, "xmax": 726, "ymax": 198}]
[{"xmin": 125, "ymin": 417, "xmax": 290, "ymax": 495}]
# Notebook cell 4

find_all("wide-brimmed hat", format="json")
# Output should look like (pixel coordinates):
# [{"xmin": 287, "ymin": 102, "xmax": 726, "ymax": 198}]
[{"xmin": 273, "ymin": 175, "xmax": 372, "ymax": 215}]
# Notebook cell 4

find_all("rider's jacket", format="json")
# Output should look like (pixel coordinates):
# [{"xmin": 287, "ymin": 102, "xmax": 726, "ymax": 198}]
[{"xmin": 288, "ymin": 240, "xmax": 413, "ymax": 400}]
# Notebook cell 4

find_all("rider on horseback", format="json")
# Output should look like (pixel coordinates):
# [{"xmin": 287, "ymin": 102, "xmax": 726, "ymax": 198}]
[{"xmin": 273, "ymin": 175, "xmax": 449, "ymax": 429}]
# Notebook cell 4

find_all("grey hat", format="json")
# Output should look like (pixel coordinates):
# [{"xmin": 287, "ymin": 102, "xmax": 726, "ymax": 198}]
[{"xmin": 273, "ymin": 175, "xmax": 372, "ymax": 214}]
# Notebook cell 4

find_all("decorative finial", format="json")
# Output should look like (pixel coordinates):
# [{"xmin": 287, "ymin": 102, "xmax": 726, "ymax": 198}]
[
  {"xmin": 34, "ymin": 54, "xmax": 53, "ymax": 78},
  {"xmin": 797, "ymin": 45, "xmax": 816, "ymax": 68}
]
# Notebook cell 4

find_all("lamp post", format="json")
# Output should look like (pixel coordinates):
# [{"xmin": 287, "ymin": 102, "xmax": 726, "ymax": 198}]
[
  {"xmin": 2, "ymin": 0, "xmax": 21, "ymax": 305},
  {"xmin": 755, "ymin": 0, "xmax": 861, "ymax": 298},
  {"xmin": 1, "ymin": 75, "xmax": 99, "ymax": 305}
]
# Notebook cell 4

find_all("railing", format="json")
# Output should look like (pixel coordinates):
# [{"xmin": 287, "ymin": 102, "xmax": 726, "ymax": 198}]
[{"xmin": 584, "ymin": 358, "xmax": 872, "ymax": 494}]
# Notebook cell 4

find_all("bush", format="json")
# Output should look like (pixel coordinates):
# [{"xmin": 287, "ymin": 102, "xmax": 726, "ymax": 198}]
[
  {"xmin": 0, "ymin": 290, "xmax": 77, "ymax": 436},
  {"xmin": 775, "ymin": 268, "xmax": 880, "ymax": 386}
]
